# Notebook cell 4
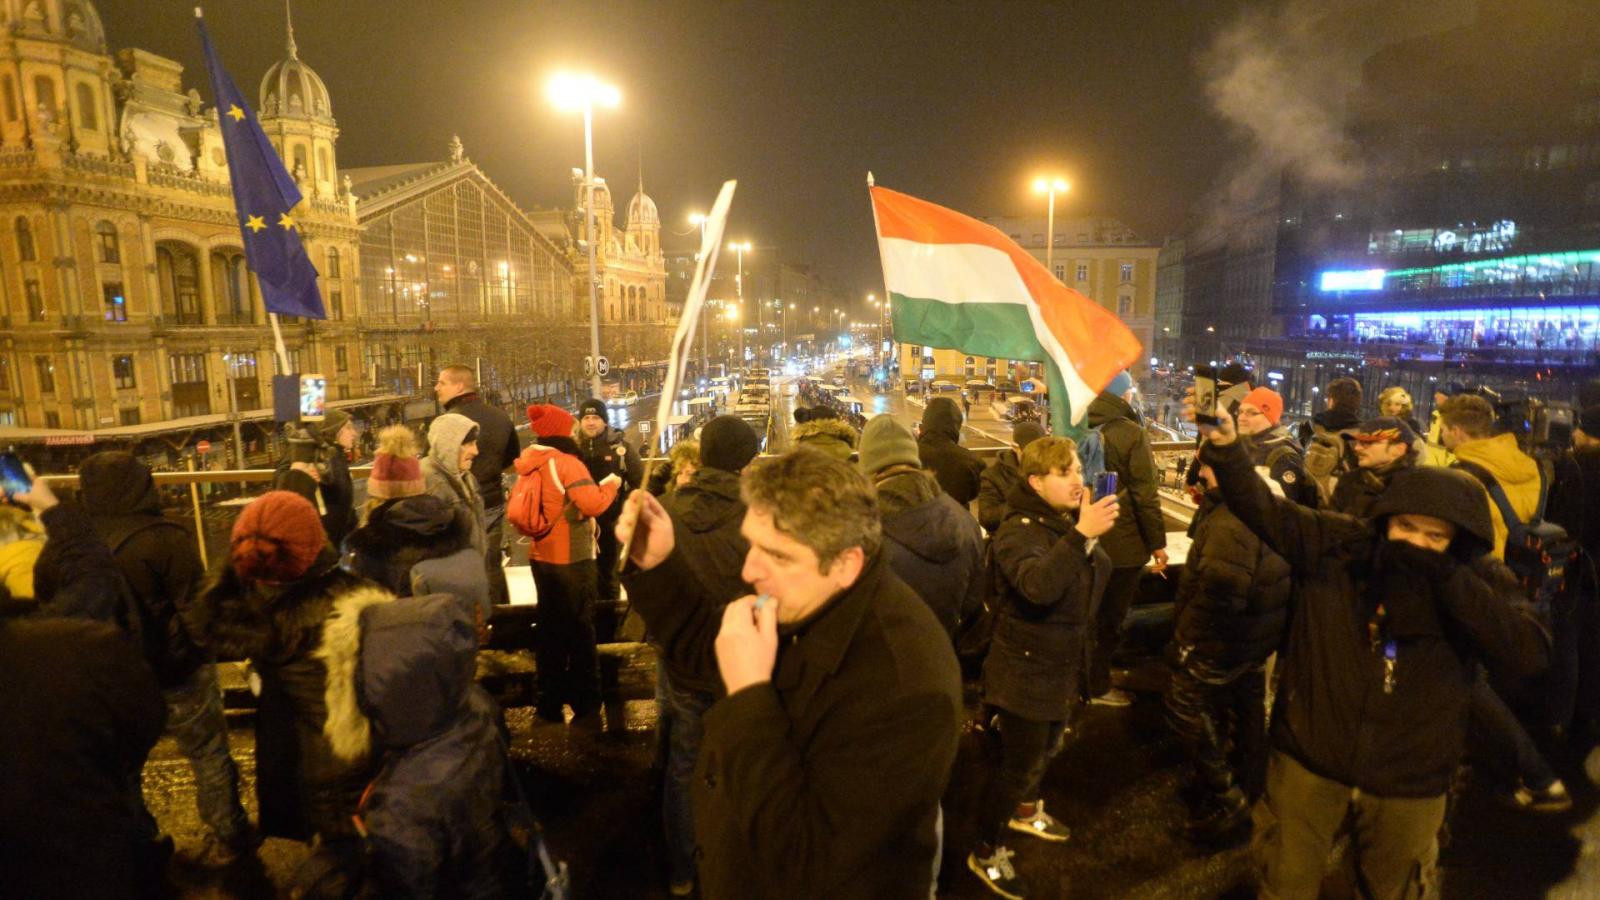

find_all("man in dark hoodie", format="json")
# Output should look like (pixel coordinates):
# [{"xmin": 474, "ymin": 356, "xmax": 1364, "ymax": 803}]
[
  {"xmin": 575, "ymin": 397, "xmax": 644, "ymax": 636},
  {"xmin": 860, "ymin": 414, "xmax": 985, "ymax": 639},
  {"xmin": 76, "ymin": 451, "xmax": 255, "ymax": 863},
  {"xmin": 435, "ymin": 364, "xmax": 522, "ymax": 606},
  {"xmin": 979, "ymin": 421, "xmax": 1047, "ymax": 534},
  {"xmin": 276, "ymin": 408, "xmax": 359, "ymax": 548},
  {"xmin": 919, "ymin": 395, "xmax": 986, "ymax": 507},
  {"xmin": 1190, "ymin": 395, "xmax": 1548, "ymax": 898},
  {"xmin": 1084, "ymin": 372, "xmax": 1168, "ymax": 706},
  {"xmin": 655, "ymin": 414, "xmax": 762, "ymax": 896}
]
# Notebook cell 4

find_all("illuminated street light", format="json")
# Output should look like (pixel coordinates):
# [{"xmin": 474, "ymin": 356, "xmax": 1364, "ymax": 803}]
[
  {"xmin": 547, "ymin": 70, "xmax": 620, "ymax": 397},
  {"xmin": 728, "ymin": 241, "xmax": 752, "ymax": 364},
  {"xmin": 1032, "ymin": 175, "xmax": 1071, "ymax": 276}
]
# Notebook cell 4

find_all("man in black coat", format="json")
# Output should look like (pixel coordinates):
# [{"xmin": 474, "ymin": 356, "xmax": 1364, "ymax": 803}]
[
  {"xmin": 1192, "ymin": 397, "xmax": 1548, "ymax": 899},
  {"xmin": 918, "ymin": 396, "xmax": 985, "ymax": 507},
  {"xmin": 575, "ymin": 396, "xmax": 644, "ymax": 630},
  {"xmin": 276, "ymin": 408, "xmax": 359, "ymax": 548},
  {"xmin": 78, "ymin": 451, "xmax": 255, "ymax": 862},
  {"xmin": 1329, "ymin": 417, "xmax": 1419, "ymax": 518},
  {"xmin": 653, "ymin": 415, "xmax": 761, "ymax": 895},
  {"xmin": 0, "ymin": 478, "xmax": 171, "ymax": 899},
  {"xmin": 978, "ymin": 421, "xmax": 1046, "ymax": 533},
  {"xmin": 970, "ymin": 436, "xmax": 1117, "ymax": 899},
  {"xmin": 436, "ymin": 364, "xmax": 522, "ymax": 605},
  {"xmin": 1084, "ymin": 378, "xmax": 1169, "ymax": 705},
  {"xmin": 619, "ymin": 449, "xmax": 962, "ymax": 899}
]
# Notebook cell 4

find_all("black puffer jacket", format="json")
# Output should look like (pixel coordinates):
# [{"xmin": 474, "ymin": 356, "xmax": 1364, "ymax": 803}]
[
  {"xmin": 356, "ymin": 593, "xmax": 511, "ymax": 898},
  {"xmin": 659, "ymin": 467, "xmax": 751, "ymax": 694},
  {"xmin": 75, "ymin": 451, "xmax": 207, "ymax": 688},
  {"xmin": 1085, "ymin": 392, "xmax": 1167, "ymax": 567},
  {"xmin": 443, "ymin": 392, "xmax": 521, "ymax": 508},
  {"xmin": 918, "ymin": 397, "xmax": 984, "ymax": 507},
  {"xmin": 978, "ymin": 450, "xmax": 1022, "ymax": 533},
  {"xmin": 576, "ymin": 424, "xmax": 644, "ymax": 520},
  {"xmin": 876, "ymin": 468, "xmax": 985, "ymax": 639},
  {"xmin": 1173, "ymin": 489, "xmax": 1291, "ymax": 664},
  {"xmin": 190, "ymin": 552, "xmax": 389, "ymax": 840},
  {"xmin": 984, "ymin": 482, "xmax": 1112, "ymax": 722},
  {"xmin": 1199, "ymin": 438, "xmax": 1549, "ymax": 798}
]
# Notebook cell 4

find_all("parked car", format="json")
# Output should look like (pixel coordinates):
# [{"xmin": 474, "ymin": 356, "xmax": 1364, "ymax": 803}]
[
  {"xmin": 607, "ymin": 390, "xmax": 639, "ymax": 407},
  {"xmin": 931, "ymin": 380, "xmax": 961, "ymax": 393}
]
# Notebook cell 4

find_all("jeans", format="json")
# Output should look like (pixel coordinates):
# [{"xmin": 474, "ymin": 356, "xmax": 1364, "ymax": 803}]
[
  {"xmin": 976, "ymin": 710, "xmax": 1066, "ymax": 847},
  {"xmin": 164, "ymin": 663, "xmax": 251, "ymax": 844},
  {"xmin": 483, "ymin": 502, "xmax": 509, "ymax": 607},
  {"xmin": 1254, "ymin": 751, "xmax": 1443, "ymax": 900},
  {"xmin": 1468, "ymin": 669, "xmax": 1556, "ymax": 791},
  {"xmin": 661, "ymin": 672, "xmax": 718, "ymax": 886},
  {"xmin": 531, "ymin": 560, "xmax": 601, "ymax": 716},
  {"xmin": 1089, "ymin": 566, "xmax": 1144, "ymax": 696}
]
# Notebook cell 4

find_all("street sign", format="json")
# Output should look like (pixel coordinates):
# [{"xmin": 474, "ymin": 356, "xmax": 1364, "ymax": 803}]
[
  {"xmin": 597, "ymin": 356, "xmax": 610, "ymax": 376},
  {"xmin": 196, "ymin": 440, "xmax": 212, "ymax": 454},
  {"xmin": 583, "ymin": 356, "xmax": 594, "ymax": 376},
  {"xmin": 639, "ymin": 420, "xmax": 651, "ymax": 435}
]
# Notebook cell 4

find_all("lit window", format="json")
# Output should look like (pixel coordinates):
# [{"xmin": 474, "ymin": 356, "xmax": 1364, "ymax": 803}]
[
  {"xmin": 1120, "ymin": 263, "xmax": 1134, "ymax": 282},
  {"xmin": 113, "ymin": 355, "xmax": 136, "ymax": 389},
  {"xmin": 1076, "ymin": 264, "xmax": 1088, "ymax": 282}
]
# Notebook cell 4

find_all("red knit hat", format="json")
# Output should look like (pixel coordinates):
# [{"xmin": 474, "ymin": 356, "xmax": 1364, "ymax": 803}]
[
  {"xmin": 1241, "ymin": 386, "xmax": 1284, "ymax": 425},
  {"xmin": 367, "ymin": 425, "xmax": 424, "ymax": 501},
  {"xmin": 231, "ymin": 491, "xmax": 327, "ymax": 583},
  {"xmin": 527, "ymin": 404, "xmax": 575, "ymax": 440}
]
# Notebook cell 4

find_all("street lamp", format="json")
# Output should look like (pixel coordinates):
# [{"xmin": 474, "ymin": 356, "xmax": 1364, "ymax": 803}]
[
  {"xmin": 547, "ymin": 71, "xmax": 621, "ymax": 398},
  {"xmin": 1031, "ymin": 175, "xmax": 1071, "ymax": 277},
  {"xmin": 729, "ymin": 240, "xmax": 751, "ymax": 366},
  {"xmin": 689, "ymin": 211, "xmax": 709, "ymax": 377}
]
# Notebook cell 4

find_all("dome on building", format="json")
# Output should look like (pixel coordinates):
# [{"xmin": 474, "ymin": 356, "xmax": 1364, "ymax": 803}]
[
  {"xmin": 3, "ymin": 0, "xmax": 108, "ymax": 53},
  {"xmin": 258, "ymin": 23, "xmax": 333, "ymax": 121},
  {"xmin": 626, "ymin": 190, "xmax": 659, "ymax": 229}
]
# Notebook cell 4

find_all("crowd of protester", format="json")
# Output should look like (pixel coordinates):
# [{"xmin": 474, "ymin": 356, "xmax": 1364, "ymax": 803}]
[{"xmin": 3, "ymin": 360, "xmax": 1599, "ymax": 900}]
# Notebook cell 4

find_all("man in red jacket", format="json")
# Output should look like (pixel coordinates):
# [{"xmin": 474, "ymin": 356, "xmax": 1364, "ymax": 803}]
[{"xmin": 517, "ymin": 404, "xmax": 621, "ymax": 723}]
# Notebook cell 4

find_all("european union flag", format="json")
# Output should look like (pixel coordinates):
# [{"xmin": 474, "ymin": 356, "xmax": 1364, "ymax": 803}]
[{"xmin": 196, "ymin": 10, "xmax": 324, "ymax": 319}]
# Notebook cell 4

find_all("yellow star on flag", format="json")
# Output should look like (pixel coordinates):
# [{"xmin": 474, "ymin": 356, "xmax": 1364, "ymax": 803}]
[
  {"xmin": 244, "ymin": 214, "xmax": 266, "ymax": 233},
  {"xmin": 226, "ymin": 104, "xmax": 246, "ymax": 122},
  {"xmin": 277, "ymin": 212, "xmax": 296, "ymax": 231}
]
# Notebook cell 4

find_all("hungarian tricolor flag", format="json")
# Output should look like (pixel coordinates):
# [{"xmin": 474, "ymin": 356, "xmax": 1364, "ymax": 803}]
[{"xmin": 870, "ymin": 184, "xmax": 1143, "ymax": 426}]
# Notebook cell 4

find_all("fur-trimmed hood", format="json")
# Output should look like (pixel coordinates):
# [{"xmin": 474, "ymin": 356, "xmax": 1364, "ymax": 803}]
[
  {"xmin": 316, "ymin": 585, "xmax": 396, "ymax": 763},
  {"xmin": 791, "ymin": 417, "xmax": 859, "ymax": 461}
]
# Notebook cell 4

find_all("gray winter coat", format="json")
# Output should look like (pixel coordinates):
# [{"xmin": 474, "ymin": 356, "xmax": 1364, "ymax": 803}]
[{"xmin": 422, "ymin": 413, "xmax": 487, "ymax": 556}]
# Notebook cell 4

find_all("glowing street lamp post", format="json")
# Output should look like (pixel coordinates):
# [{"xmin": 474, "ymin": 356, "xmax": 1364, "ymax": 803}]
[
  {"xmin": 1032, "ymin": 176, "xmax": 1071, "ymax": 277},
  {"xmin": 729, "ymin": 241, "xmax": 751, "ymax": 366},
  {"xmin": 548, "ymin": 72, "xmax": 620, "ymax": 399}
]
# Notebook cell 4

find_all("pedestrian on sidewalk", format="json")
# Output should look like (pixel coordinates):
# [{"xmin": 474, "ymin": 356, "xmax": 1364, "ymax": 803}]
[{"xmin": 968, "ymin": 436, "xmax": 1116, "ymax": 900}]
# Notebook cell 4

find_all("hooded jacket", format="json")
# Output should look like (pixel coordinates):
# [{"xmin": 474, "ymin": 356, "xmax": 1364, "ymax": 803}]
[
  {"xmin": 575, "ymin": 423, "xmax": 644, "ymax": 520},
  {"xmin": 1198, "ymin": 438, "xmax": 1549, "ymax": 798},
  {"xmin": 792, "ymin": 417, "xmax": 860, "ymax": 463},
  {"xmin": 1450, "ymin": 432, "xmax": 1542, "ymax": 561},
  {"xmin": 917, "ymin": 398, "xmax": 984, "ymax": 506},
  {"xmin": 1085, "ymin": 391, "xmax": 1168, "ymax": 566},
  {"xmin": 189, "ymin": 553, "xmax": 390, "ymax": 840},
  {"xmin": 1174, "ymin": 489, "xmax": 1291, "ymax": 664},
  {"xmin": 659, "ymin": 466, "xmax": 751, "ymax": 695},
  {"xmin": 984, "ymin": 481, "xmax": 1113, "ymax": 722},
  {"xmin": 624, "ymin": 547, "xmax": 962, "ymax": 900},
  {"xmin": 978, "ymin": 449, "xmax": 1022, "ymax": 533},
  {"xmin": 875, "ymin": 467, "xmax": 985, "ymax": 639},
  {"xmin": 30, "ymin": 501, "xmax": 134, "ymax": 626},
  {"xmin": 342, "ymin": 495, "xmax": 491, "ymax": 627},
  {"xmin": 513, "ymin": 436, "xmax": 620, "ymax": 565},
  {"xmin": 73, "ymin": 452, "xmax": 207, "ymax": 687},
  {"xmin": 443, "ymin": 392, "xmax": 521, "ymax": 509},
  {"xmin": 353, "ymin": 593, "xmax": 511, "ymax": 898},
  {"xmin": 421, "ymin": 413, "xmax": 487, "ymax": 557}
]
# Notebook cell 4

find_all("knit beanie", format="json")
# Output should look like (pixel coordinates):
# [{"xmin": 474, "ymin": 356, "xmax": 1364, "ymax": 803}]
[
  {"xmin": 527, "ymin": 404, "xmax": 576, "ymax": 440},
  {"xmin": 1242, "ymin": 387, "xmax": 1284, "ymax": 425},
  {"xmin": 367, "ymin": 425, "xmax": 424, "ymax": 501},
  {"xmin": 858, "ymin": 415, "xmax": 921, "ymax": 476},
  {"xmin": 311, "ymin": 408, "xmax": 352, "ymax": 445},
  {"xmin": 1106, "ymin": 371, "xmax": 1133, "ymax": 398},
  {"xmin": 699, "ymin": 415, "xmax": 760, "ymax": 473},
  {"xmin": 231, "ymin": 490, "xmax": 327, "ymax": 583},
  {"xmin": 1012, "ymin": 421, "xmax": 1046, "ymax": 450},
  {"xmin": 578, "ymin": 398, "xmax": 609, "ymax": 422}
]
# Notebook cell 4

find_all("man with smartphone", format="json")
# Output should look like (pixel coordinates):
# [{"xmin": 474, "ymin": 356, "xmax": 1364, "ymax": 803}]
[{"xmin": 276, "ymin": 408, "xmax": 359, "ymax": 547}]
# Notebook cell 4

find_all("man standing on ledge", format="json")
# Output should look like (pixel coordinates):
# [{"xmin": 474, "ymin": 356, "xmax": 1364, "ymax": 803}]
[
  {"xmin": 618, "ymin": 449, "xmax": 963, "ymax": 899},
  {"xmin": 435, "ymin": 365, "xmax": 520, "ymax": 605}
]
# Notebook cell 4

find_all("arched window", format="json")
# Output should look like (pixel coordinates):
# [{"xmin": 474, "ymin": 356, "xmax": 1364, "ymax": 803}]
[
  {"xmin": 15, "ymin": 216, "xmax": 34, "ymax": 261},
  {"xmin": 317, "ymin": 147, "xmax": 330, "ymax": 181},
  {"xmin": 326, "ymin": 246, "xmax": 341, "ymax": 278},
  {"xmin": 292, "ymin": 144, "xmax": 309, "ymax": 179},
  {"xmin": 95, "ymin": 221, "xmax": 119, "ymax": 263},
  {"xmin": 32, "ymin": 76, "xmax": 56, "ymax": 120},
  {"xmin": 74, "ymin": 82, "xmax": 97, "ymax": 131},
  {"xmin": 212, "ymin": 249, "xmax": 251, "ymax": 324},
  {"xmin": 155, "ymin": 242, "xmax": 202, "ymax": 324}
]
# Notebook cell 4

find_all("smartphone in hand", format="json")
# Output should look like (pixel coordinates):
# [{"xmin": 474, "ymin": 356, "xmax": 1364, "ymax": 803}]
[
  {"xmin": 1192, "ymin": 365, "xmax": 1219, "ymax": 426},
  {"xmin": 0, "ymin": 451, "xmax": 32, "ymax": 496},
  {"xmin": 1093, "ymin": 471, "xmax": 1119, "ymax": 499}
]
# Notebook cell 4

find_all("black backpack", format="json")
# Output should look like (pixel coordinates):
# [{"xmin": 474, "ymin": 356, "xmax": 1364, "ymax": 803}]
[{"xmin": 1457, "ymin": 460, "xmax": 1578, "ymax": 613}]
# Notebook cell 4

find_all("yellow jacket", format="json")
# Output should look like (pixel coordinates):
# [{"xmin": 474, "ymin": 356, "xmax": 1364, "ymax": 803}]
[
  {"xmin": 1451, "ymin": 433, "xmax": 1540, "ymax": 560},
  {"xmin": 0, "ymin": 537, "xmax": 43, "ymax": 599}
]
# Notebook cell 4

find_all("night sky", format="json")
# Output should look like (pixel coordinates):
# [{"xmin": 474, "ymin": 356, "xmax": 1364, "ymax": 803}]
[{"xmin": 109, "ymin": 1, "xmax": 1341, "ymax": 310}]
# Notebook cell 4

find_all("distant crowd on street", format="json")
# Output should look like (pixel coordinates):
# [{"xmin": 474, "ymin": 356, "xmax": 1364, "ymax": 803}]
[{"xmin": 4, "ymin": 358, "xmax": 1600, "ymax": 900}]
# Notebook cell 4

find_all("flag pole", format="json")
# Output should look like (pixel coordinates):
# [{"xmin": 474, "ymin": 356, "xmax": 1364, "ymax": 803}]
[{"xmin": 268, "ymin": 312, "xmax": 291, "ymax": 374}]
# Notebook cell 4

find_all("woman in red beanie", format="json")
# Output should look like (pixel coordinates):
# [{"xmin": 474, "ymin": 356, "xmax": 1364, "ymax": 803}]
[{"xmin": 189, "ymin": 490, "xmax": 395, "ymax": 884}]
